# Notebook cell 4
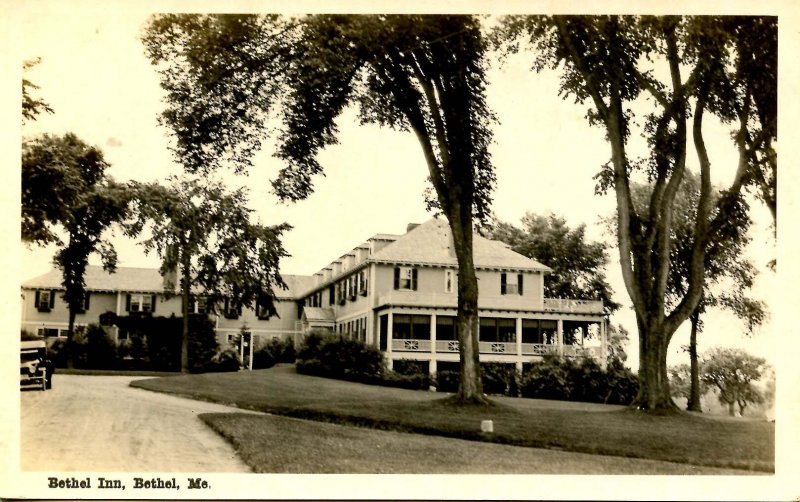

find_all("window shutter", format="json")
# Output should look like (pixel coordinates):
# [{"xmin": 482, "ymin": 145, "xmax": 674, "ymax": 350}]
[
  {"xmin": 394, "ymin": 267, "xmax": 400, "ymax": 289},
  {"xmin": 49, "ymin": 290, "xmax": 56, "ymax": 308},
  {"xmin": 126, "ymin": 294, "xmax": 131, "ymax": 312},
  {"xmin": 189, "ymin": 298, "xmax": 196, "ymax": 314},
  {"xmin": 151, "ymin": 294, "xmax": 157, "ymax": 312},
  {"xmin": 501, "ymin": 273, "xmax": 507, "ymax": 295},
  {"xmin": 411, "ymin": 268, "xmax": 418, "ymax": 290},
  {"xmin": 35, "ymin": 290, "xmax": 40, "ymax": 306},
  {"xmin": 518, "ymin": 274, "xmax": 524, "ymax": 295},
  {"xmin": 84, "ymin": 292, "xmax": 91, "ymax": 311}
]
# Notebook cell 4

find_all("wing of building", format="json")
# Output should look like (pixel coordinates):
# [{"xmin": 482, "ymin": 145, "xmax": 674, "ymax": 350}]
[{"xmin": 21, "ymin": 218, "xmax": 608, "ymax": 373}]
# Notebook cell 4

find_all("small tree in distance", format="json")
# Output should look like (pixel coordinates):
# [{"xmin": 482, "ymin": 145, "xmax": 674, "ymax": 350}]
[{"xmin": 701, "ymin": 347, "xmax": 767, "ymax": 416}]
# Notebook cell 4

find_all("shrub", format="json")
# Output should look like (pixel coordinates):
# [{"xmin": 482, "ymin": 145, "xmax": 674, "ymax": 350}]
[
  {"xmin": 296, "ymin": 331, "xmax": 385, "ymax": 384},
  {"xmin": 385, "ymin": 360, "xmax": 430, "ymax": 390},
  {"xmin": 435, "ymin": 370, "xmax": 461, "ymax": 393},
  {"xmin": 48, "ymin": 329, "xmax": 88, "ymax": 368},
  {"xmin": 83, "ymin": 324, "xmax": 118, "ymax": 369},
  {"xmin": 208, "ymin": 348, "xmax": 241, "ymax": 373},
  {"xmin": 481, "ymin": 362, "xmax": 520, "ymax": 396},
  {"xmin": 253, "ymin": 336, "xmax": 296, "ymax": 369}
]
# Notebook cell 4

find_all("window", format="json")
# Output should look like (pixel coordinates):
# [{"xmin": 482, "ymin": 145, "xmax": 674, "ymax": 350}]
[
  {"xmin": 127, "ymin": 294, "xmax": 155, "ymax": 313},
  {"xmin": 444, "ymin": 270, "xmax": 456, "ymax": 293},
  {"xmin": 436, "ymin": 316, "xmax": 458, "ymax": 341},
  {"xmin": 35, "ymin": 290, "xmax": 55, "ymax": 312},
  {"xmin": 501, "ymin": 273, "xmax": 524, "ymax": 295},
  {"xmin": 392, "ymin": 314, "xmax": 430, "ymax": 340},
  {"xmin": 479, "ymin": 317, "xmax": 515, "ymax": 343},
  {"xmin": 223, "ymin": 298, "xmax": 242, "ymax": 319},
  {"xmin": 257, "ymin": 296, "xmax": 273, "ymax": 320},
  {"xmin": 360, "ymin": 271, "xmax": 368, "ymax": 296},
  {"xmin": 394, "ymin": 267, "xmax": 418, "ymax": 290},
  {"xmin": 37, "ymin": 327, "xmax": 60, "ymax": 338},
  {"xmin": 194, "ymin": 296, "xmax": 209, "ymax": 314}
]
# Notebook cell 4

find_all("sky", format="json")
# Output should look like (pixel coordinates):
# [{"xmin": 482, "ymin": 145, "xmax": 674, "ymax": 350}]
[{"xmin": 12, "ymin": 5, "xmax": 781, "ymax": 372}]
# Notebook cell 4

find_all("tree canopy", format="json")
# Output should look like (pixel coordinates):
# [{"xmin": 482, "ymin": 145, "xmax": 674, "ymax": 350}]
[
  {"xmin": 494, "ymin": 15, "xmax": 777, "ymax": 410},
  {"xmin": 125, "ymin": 176, "xmax": 289, "ymax": 372},
  {"xmin": 22, "ymin": 58, "xmax": 53, "ymax": 124},
  {"xmin": 143, "ymin": 14, "xmax": 496, "ymax": 401},
  {"xmin": 22, "ymin": 133, "xmax": 128, "ymax": 367},
  {"xmin": 701, "ymin": 347, "xmax": 767, "ymax": 416}
]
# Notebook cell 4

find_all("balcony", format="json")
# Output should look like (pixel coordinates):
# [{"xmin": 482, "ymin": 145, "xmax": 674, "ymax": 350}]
[
  {"xmin": 376, "ymin": 292, "xmax": 604, "ymax": 314},
  {"xmin": 542, "ymin": 298, "xmax": 604, "ymax": 314}
]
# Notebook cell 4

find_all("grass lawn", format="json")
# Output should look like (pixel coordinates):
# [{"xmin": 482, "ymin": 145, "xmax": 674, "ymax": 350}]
[
  {"xmin": 57, "ymin": 368, "xmax": 180, "ymax": 377},
  {"xmin": 199, "ymin": 413, "xmax": 753, "ymax": 474},
  {"xmin": 131, "ymin": 365, "xmax": 774, "ymax": 473}
]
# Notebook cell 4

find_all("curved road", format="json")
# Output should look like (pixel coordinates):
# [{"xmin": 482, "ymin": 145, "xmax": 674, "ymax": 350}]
[{"xmin": 21, "ymin": 374, "xmax": 253, "ymax": 472}]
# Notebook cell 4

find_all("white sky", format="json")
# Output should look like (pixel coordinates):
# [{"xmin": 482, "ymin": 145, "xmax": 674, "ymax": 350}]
[{"xmin": 13, "ymin": 6, "xmax": 781, "ymax": 372}]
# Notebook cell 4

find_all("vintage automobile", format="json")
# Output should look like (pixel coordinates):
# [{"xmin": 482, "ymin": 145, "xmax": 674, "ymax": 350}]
[{"xmin": 20, "ymin": 340, "xmax": 53, "ymax": 391}]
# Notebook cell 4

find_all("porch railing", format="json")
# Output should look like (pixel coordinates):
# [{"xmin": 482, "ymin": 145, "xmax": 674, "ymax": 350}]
[{"xmin": 392, "ymin": 338, "xmax": 600, "ymax": 359}]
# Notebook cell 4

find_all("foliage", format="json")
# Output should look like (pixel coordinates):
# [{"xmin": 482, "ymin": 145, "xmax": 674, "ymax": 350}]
[
  {"xmin": 22, "ymin": 58, "xmax": 53, "ymax": 124},
  {"xmin": 113, "ymin": 313, "xmax": 221, "ymax": 372},
  {"xmin": 489, "ymin": 212, "xmax": 618, "ymax": 314},
  {"xmin": 22, "ymin": 133, "xmax": 129, "ymax": 369},
  {"xmin": 124, "ymin": 176, "xmax": 289, "ymax": 372},
  {"xmin": 480, "ymin": 362, "xmax": 520, "ymax": 396},
  {"xmin": 83, "ymin": 324, "xmax": 118, "ymax": 370},
  {"xmin": 295, "ymin": 331, "xmax": 386, "ymax": 383},
  {"xmin": 520, "ymin": 355, "xmax": 638, "ymax": 405},
  {"xmin": 494, "ymin": 16, "xmax": 776, "ymax": 409},
  {"xmin": 605, "ymin": 323, "xmax": 631, "ymax": 366},
  {"xmin": 142, "ymin": 14, "xmax": 496, "ymax": 402},
  {"xmin": 701, "ymin": 347, "xmax": 767, "ymax": 416},
  {"xmin": 253, "ymin": 336, "xmax": 296, "ymax": 369},
  {"xmin": 208, "ymin": 348, "xmax": 242, "ymax": 373}
]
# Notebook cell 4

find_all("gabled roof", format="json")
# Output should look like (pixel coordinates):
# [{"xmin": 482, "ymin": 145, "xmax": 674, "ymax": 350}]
[
  {"xmin": 370, "ymin": 218, "xmax": 551, "ymax": 272},
  {"xmin": 23, "ymin": 265, "xmax": 313, "ymax": 299},
  {"xmin": 22, "ymin": 266, "xmax": 167, "ymax": 293}
]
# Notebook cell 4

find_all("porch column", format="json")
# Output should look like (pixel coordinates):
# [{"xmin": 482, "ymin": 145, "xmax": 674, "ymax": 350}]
[
  {"xmin": 429, "ymin": 358, "xmax": 438, "ymax": 380},
  {"xmin": 515, "ymin": 317, "xmax": 522, "ymax": 356},
  {"xmin": 387, "ymin": 311, "xmax": 394, "ymax": 370},
  {"xmin": 115, "ymin": 291, "xmax": 122, "ymax": 341},
  {"xmin": 557, "ymin": 319, "xmax": 564, "ymax": 357},
  {"xmin": 600, "ymin": 318, "xmax": 608, "ymax": 370},
  {"xmin": 430, "ymin": 313, "xmax": 437, "ymax": 354}
]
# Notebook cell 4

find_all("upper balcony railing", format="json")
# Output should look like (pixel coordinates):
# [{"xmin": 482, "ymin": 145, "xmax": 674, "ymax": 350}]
[{"xmin": 376, "ymin": 291, "xmax": 604, "ymax": 314}]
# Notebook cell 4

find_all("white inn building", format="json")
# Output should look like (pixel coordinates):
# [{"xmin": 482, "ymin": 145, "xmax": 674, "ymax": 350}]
[{"xmin": 21, "ymin": 219, "xmax": 608, "ymax": 373}]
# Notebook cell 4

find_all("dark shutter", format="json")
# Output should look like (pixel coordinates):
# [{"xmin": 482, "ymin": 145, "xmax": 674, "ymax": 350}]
[
  {"xmin": 394, "ymin": 267, "xmax": 400, "ymax": 289},
  {"xmin": 151, "ymin": 294, "xmax": 157, "ymax": 312},
  {"xmin": 518, "ymin": 274, "xmax": 524, "ymax": 295},
  {"xmin": 411, "ymin": 268, "xmax": 418, "ymax": 291},
  {"xmin": 501, "ymin": 273, "xmax": 507, "ymax": 295},
  {"xmin": 35, "ymin": 290, "xmax": 40, "ymax": 307},
  {"xmin": 84, "ymin": 292, "xmax": 91, "ymax": 311},
  {"xmin": 49, "ymin": 290, "xmax": 55, "ymax": 308},
  {"xmin": 125, "ymin": 294, "xmax": 131, "ymax": 312},
  {"xmin": 329, "ymin": 285, "xmax": 335, "ymax": 305}
]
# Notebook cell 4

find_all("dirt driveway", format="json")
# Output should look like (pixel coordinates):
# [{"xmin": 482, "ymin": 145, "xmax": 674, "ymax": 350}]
[{"xmin": 20, "ymin": 374, "xmax": 253, "ymax": 472}]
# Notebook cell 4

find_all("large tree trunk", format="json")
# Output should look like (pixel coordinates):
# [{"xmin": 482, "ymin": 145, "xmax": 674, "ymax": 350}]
[
  {"xmin": 634, "ymin": 321, "xmax": 678, "ymax": 411},
  {"xmin": 66, "ymin": 308, "xmax": 77, "ymax": 370},
  {"xmin": 449, "ymin": 210, "xmax": 486, "ymax": 404},
  {"xmin": 687, "ymin": 308, "xmax": 702, "ymax": 412},
  {"xmin": 180, "ymin": 252, "xmax": 190, "ymax": 373}
]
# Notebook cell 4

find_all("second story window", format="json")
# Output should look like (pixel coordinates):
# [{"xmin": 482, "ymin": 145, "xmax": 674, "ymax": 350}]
[
  {"xmin": 501, "ymin": 273, "xmax": 524, "ymax": 296},
  {"xmin": 127, "ymin": 294, "xmax": 155, "ymax": 313},
  {"xmin": 35, "ymin": 290, "xmax": 55, "ymax": 312},
  {"xmin": 359, "ymin": 271, "xmax": 368, "ymax": 296},
  {"xmin": 394, "ymin": 266, "xmax": 418, "ymax": 291},
  {"xmin": 444, "ymin": 270, "xmax": 456, "ymax": 293},
  {"xmin": 223, "ymin": 298, "xmax": 242, "ymax": 319}
]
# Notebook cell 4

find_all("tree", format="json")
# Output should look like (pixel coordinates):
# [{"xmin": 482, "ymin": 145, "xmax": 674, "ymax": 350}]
[
  {"xmin": 22, "ymin": 133, "xmax": 128, "ymax": 368},
  {"xmin": 489, "ymin": 212, "xmax": 619, "ymax": 314},
  {"xmin": 143, "ymin": 14, "xmax": 496, "ymax": 402},
  {"xmin": 22, "ymin": 58, "xmax": 53, "ymax": 124},
  {"xmin": 701, "ymin": 347, "xmax": 767, "ymax": 416},
  {"xmin": 630, "ymin": 173, "xmax": 767, "ymax": 412},
  {"xmin": 495, "ymin": 16, "xmax": 776, "ymax": 410},
  {"xmin": 669, "ymin": 363, "xmax": 709, "ymax": 402},
  {"xmin": 125, "ymin": 176, "xmax": 289, "ymax": 373}
]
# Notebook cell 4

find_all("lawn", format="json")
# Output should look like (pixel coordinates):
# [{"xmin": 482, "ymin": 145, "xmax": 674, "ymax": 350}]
[{"xmin": 131, "ymin": 364, "xmax": 774, "ymax": 473}]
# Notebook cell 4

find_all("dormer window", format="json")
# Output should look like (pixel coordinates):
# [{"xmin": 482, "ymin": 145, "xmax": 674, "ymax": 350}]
[
  {"xmin": 501, "ymin": 273, "xmax": 524, "ymax": 296},
  {"xmin": 394, "ymin": 266, "xmax": 418, "ymax": 291}
]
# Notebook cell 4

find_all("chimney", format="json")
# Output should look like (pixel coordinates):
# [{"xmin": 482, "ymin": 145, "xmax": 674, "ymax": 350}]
[
  {"xmin": 163, "ymin": 268, "xmax": 178, "ymax": 292},
  {"xmin": 406, "ymin": 223, "xmax": 420, "ymax": 233}
]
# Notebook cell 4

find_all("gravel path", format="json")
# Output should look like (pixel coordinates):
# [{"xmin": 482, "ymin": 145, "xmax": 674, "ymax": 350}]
[{"xmin": 20, "ymin": 374, "xmax": 254, "ymax": 472}]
